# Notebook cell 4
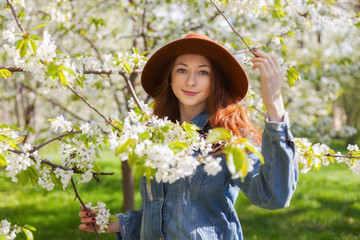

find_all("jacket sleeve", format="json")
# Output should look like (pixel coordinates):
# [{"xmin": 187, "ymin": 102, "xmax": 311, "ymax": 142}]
[
  {"xmin": 115, "ymin": 205, "xmax": 143, "ymax": 240},
  {"xmin": 232, "ymin": 115, "xmax": 298, "ymax": 210}
]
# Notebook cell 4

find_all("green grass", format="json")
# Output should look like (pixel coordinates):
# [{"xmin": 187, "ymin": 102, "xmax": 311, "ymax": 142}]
[{"xmin": 1, "ymin": 141, "xmax": 360, "ymax": 239}]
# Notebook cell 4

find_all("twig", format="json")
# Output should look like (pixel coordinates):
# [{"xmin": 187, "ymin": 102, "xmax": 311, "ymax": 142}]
[
  {"xmin": 82, "ymin": 35, "xmax": 103, "ymax": 63},
  {"xmin": 209, "ymin": 0, "xmax": 257, "ymax": 57},
  {"xmin": 20, "ymin": 83, "xmax": 87, "ymax": 122},
  {"xmin": 233, "ymin": 46, "xmax": 261, "ymax": 55},
  {"xmin": 119, "ymin": 72, "xmax": 143, "ymax": 112},
  {"xmin": 6, "ymin": 148, "xmax": 114, "ymax": 178},
  {"xmin": 29, "ymin": 130, "xmax": 82, "ymax": 153},
  {"xmin": 6, "ymin": 0, "xmax": 25, "ymax": 33},
  {"xmin": 322, "ymin": 153, "xmax": 360, "ymax": 159},
  {"xmin": 0, "ymin": 65, "xmax": 24, "ymax": 72},
  {"xmin": 66, "ymin": 85, "xmax": 122, "ymax": 133},
  {"xmin": 70, "ymin": 178, "xmax": 100, "ymax": 240}
]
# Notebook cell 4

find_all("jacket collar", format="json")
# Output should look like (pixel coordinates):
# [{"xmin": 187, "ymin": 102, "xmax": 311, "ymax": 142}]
[{"xmin": 190, "ymin": 111, "xmax": 210, "ymax": 131}]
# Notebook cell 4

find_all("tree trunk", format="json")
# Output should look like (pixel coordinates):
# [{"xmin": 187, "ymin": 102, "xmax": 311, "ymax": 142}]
[{"xmin": 121, "ymin": 161, "xmax": 135, "ymax": 212}]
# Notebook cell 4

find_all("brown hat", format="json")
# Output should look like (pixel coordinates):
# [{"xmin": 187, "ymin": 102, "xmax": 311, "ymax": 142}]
[{"xmin": 141, "ymin": 33, "xmax": 248, "ymax": 101}]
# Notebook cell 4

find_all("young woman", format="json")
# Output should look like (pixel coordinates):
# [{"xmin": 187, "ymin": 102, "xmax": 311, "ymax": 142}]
[{"xmin": 78, "ymin": 33, "xmax": 298, "ymax": 240}]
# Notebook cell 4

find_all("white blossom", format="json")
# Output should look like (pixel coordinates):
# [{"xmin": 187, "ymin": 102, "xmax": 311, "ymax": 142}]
[
  {"xmin": 2, "ymin": 27, "xmax": 16, "ymax": 44},
  {"xmin": 204, "ymin": 156, "xmax": 222, "ymax": 176},
  {"xmin": 347, "ymin": 144, "xmax": 359, "ymax": 152},
  {"xmin": 51, "ymin": 115, "xmax": 72, "ymax": 133},
  {"xmin": 85, "ymin": 201, "xmax": 111, "ymax": 234},
  {"xmin": 38, "ymin": 167, "xmax": 55, "ymax": 191},
  {"xmin": 53, "ymin": 168, "xmax": 74, "ymax": 190},
  {"xmin": 0, "ymin": 219, "xmax": 20, "ymax": 240}
]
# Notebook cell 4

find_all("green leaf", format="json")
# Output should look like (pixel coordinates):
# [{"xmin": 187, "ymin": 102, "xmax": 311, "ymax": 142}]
[
  {"xmin": 287, "ymin": 67, "xmax": 300, "ymax": 87},
  {"xmin": 140, "ymin": 51, "xmax": 149, "ymax": 56},
  {"xmin": 169, "ymin": 141, "xmax": 189, "ymax": 153},
  {"xmin": 47, "ymin": 64, "xmax": 58, "ymax": 77},
  {"xmin": 103, "ymin": 137, "xmax": 109, "ymax": 147},
  {"xmin": 22, "ymin": 228, "xmax": 34, "ymax": 240},
  {"xmin": 14, "ymin": 136, "xmax": 25, "ymax": 144},
  {"xmin": 0, "ymin": 154, "xmax": 7, "ymax": 166},
  {"xmin": 0, "ymin": 69, "xmax": 12, "ymax": 79},
  {"xmin": 242, "ymin": 139, "xmax": 264, "ymax": 164},
  {"xmin": 24, "ymin": 224, "xmax": 36, "ymax": 231},
  {"xmin": 28, "ymin": 166, "xmax": 38, "ymax": 187},
  {"xmin": 93, "ymin": 163, "xmax": 101, "ymax": 175},
  {"xmin": 231, "ymin": 146, "xmax": 248, "ymax": 179},
  {"xmin": 29, "ymin": 39, "xmax": 38, "ymax": 55},
  {"xmin": 115, "ymin": 139, "xmax": 134, "ymax": 155},
  {"xmin": 58, "ymin": 70, "xmax": 67, "ymax": 86},
  {"xmin": 84, "ymin": 138, "xmax": 90, "ymax": 148},
  {"xmin": 20, "ymin": 39, "xmax": 28, "ymax": 58},
  {"xmin": 109, "ymin": 214, "xmax": 119, "ymax": 222},
  {"xmin": 29, "ymin": 23, "xmax": 49, "ymax": 32},
  {"xmin": 30, "ymin": 35, "xmax": 41, "ymax": 41},
  {"xmin": 16, "ymin": 0, "xmax": 26, "ymax": 8},
  {"xmin": 51, "ymin": 170, "xmax": 63, "ymax": 189},
  {"xmin": 154, "ymin": 131, "xmax": 165, "ymax": 143},
  {"xmin": 122, "ymin": 60, "xmax": 131, "ymax": 73},
  {"xmin": 206, "ymin": 128, "xmax": 232, "ymax": 144},
  {"xmin": 182, "ymin": 122, "xmax": 199, "ymax": 140},
  {"xmin": 60, "ymin": 65, "xmax": 76, "ymax": 76},
  {"xmin": 18, "ymin": 170, "xmax": 30, "ymax": 186},
  {"xmin": 139, "ymin": 132, "xmax": 150, "ymax": 140},
  {"xmin": 134, "ymin": 166, "xmax": 147, "ymax": 180}
]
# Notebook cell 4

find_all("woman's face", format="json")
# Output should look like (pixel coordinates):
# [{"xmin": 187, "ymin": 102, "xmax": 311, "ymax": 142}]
[{"xmin": 171, "ymin": 54, "xmax": 212, "ymax": 112}]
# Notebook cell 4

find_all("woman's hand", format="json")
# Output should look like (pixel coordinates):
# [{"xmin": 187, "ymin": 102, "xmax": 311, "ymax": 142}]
[
  {"xmin": 78, "ymin": 206, "xmax": 121, "ymax": 233},
  {"xmin": 250, "ymin": 51, "xmax": 285, "ymax": 122}
]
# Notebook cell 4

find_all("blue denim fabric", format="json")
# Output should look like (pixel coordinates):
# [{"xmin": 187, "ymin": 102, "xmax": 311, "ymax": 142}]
[{"xmin": 116, "ymin": 111, "xmax": 298, "ymax": 240}]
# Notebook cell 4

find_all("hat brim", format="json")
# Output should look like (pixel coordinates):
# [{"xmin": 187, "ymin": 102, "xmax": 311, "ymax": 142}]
[{"xmin": 141, "ymin": 36, "xmax": 248, "ymax": 101}]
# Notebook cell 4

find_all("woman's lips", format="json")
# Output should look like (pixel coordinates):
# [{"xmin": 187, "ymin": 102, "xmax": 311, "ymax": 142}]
[{"xmin": 183, "ymin": 90, "xmax": 198, "ymax": 96}]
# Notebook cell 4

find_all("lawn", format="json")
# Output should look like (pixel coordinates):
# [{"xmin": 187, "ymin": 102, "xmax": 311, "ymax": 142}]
[{"xmin": 1, "ymin": 141, "xmax": 360, "ymax": 240}]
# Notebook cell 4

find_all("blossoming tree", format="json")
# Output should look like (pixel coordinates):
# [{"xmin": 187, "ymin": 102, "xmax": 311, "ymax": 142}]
[{"xmin": 1, "ymin": 0, "xmax": 360, "ymax": 239}]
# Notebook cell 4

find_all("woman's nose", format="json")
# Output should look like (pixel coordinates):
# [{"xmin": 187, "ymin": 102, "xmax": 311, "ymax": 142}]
[{"xmin": 186, "ymin": 72, "xmax": 197, "ymax": 86}]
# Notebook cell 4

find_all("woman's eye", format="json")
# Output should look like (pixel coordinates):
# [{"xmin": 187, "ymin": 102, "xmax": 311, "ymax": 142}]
[
  {"xmin": 176, "ymin": 68, "xmax": 186, "ymax": 73},
  {"xmin": 199, "ymin": 70, "xmax": 209, "ymax": 75}
]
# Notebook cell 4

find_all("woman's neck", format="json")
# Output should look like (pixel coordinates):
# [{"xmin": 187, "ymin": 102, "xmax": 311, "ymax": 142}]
[{"xmin": 179, "ymin": 103, "xmax": 206, "ymax": 124}]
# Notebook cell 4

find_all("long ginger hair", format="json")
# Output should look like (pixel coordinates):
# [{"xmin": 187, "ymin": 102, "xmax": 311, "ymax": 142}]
[{"xmin": 152, "ymin": 56, "xmax": 262, "ymax": 146}]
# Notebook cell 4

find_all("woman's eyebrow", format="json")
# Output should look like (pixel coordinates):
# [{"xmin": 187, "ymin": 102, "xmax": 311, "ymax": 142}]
[
  {"xmin": 175, "ymin": 63, "xmax": 210, "ymax": 68},
  {"xmin": 198, "ymin": 64, "xmax": 210, "ymax": 68}
]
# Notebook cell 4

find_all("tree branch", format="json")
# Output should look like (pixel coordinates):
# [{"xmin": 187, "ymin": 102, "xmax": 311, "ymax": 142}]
[
  {"xmin": 209, "ymin": 0, "xmax": 257, "ymax": 57},
  {"xmin": 6, "ymin": 0, "xmax": 25, "ymax": 33},
  {"xmin": 119, "ymin": 72, "xmax": 143, "ymax": 112},
  {"xmin": 70, "ymin": 178, "xmax": 100, "ymax": 240},
  {"xmin": 6, "ymin": 148, "xmax": 114, "ymax": 178},
  {"xmin": 323, "ymin": 153, "xmax": 360, "ymax": 159},
  {"xmin": 66, "ymin": 85, "xmax": 122, "ymax": 133},
  {"xmin": 29, "ymin": 130, "xmax": 82, "ymax": 153}
]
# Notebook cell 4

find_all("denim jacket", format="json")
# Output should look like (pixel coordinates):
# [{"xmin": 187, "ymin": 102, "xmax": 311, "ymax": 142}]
[{"xmin": 116, "ymin": 111, "xmax": 298, "ymax": 240}]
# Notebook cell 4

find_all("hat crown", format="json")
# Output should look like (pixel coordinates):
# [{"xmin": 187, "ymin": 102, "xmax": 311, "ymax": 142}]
[{"xmin": 184, "ymin": 33, "xmax": 213, "ymax": 42}]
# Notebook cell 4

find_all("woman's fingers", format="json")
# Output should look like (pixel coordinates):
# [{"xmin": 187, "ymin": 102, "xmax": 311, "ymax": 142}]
[
  {"xmin": 78, "ymin": 211, "xmax": 95, "ymax": 218},
  {"xmin": 81, "ymin": 217, "xmax": 96, "ymax": 224},
  {"xmin": 79, "ymin": 223, "xmax": 98, "ymax": 232}
]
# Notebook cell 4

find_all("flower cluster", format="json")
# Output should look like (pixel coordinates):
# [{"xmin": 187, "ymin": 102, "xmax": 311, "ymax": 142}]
[
  {"xmin": 108, "ymin": 100, "xmax": 206, "ymax": 183},
  {"xmin": 108, "ymin": 99, "xmax": 264, "ymax": 183},
  {"xmin": 85, "ymin": 202, "xmax": 111, "ymax": 234},
  {"xmin": 5, "ymin": 143, "xmax": 41, "ymax": 183},
  {"xmin": 50, "ymin": 115, "xmax": 73, "ymax": 133},
  {"xmin": 0, "ymin": 219, "xmax": 20, "ymax": 240},
  {"xmin": 295, "ymin": 138, "xmax": 360, "ymax": 175}
]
